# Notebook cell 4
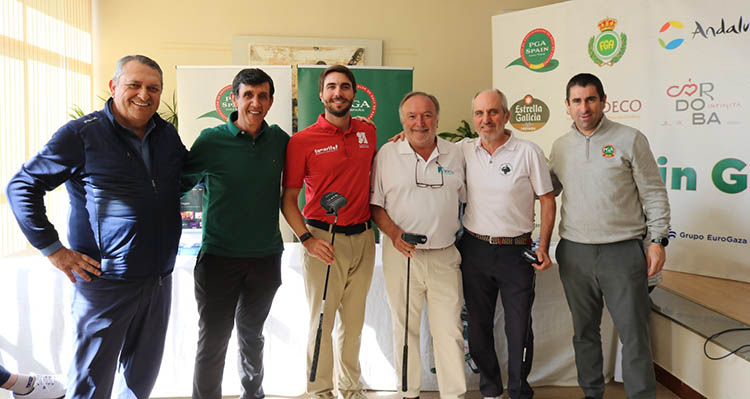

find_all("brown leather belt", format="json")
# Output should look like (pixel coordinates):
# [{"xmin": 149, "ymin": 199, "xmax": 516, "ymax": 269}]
[{"xmin": 465, "ymin": 229, "xmax": 532, "ymax": 246}]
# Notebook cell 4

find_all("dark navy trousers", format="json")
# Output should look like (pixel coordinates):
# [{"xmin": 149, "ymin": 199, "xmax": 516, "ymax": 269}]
[
  {"xmin": 458, "ymin": 234, "xmax": 535, "ymax": 399},
  {"xmin": 68, "ymin": 274, "xmax": 172, "ymax": 399}
]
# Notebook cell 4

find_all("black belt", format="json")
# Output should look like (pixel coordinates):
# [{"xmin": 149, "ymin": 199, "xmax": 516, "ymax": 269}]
[
  {"xmin": 305, "ymin": 218, "xmax": 372, "ymax": 236},
  {"xmin": 465, "ymin": 229, "xmax": 532, "ymax": 246}
]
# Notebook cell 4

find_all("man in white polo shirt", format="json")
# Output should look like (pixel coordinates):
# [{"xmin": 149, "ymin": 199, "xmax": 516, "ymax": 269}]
[
  {"xmin": 458, "ymin": 89, "xmax": 555, "ymax": 399},
  {"xmin": 371, "ymin": 91, "xmax": 467, "ymax": 399}
]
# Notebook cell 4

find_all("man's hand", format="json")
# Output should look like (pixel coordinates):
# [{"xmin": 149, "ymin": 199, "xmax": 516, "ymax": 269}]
[
  {"xmin": 387, "ymin": 131, "xmax": 406, "ymax": 143},
  {"xmin": 646, "ymin": 242, "xmax": 666, "ymax": 277},
  {"xmin": 47, "ymin": 247, "xmax": 101, "ymax": 283},
  {"xmin": 303, "ymin": 237, "xmax": 336, "ymax": 265},
  {"xmin": 353, "ymin": 116, "xmax": 376, "ymax": 128},
  {"xmin": 390, "ymin": 230, "xmax": 416, "ymax": 259},
  {"xmin": 532, "ymin": 248, "xmax": 553, "ymax": 271}
]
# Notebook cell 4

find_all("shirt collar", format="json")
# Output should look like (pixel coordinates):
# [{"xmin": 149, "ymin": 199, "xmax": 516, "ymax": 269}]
[
  {"xmin": 316, "ymin": 113, "xmax": 353, "ymax": 134},
  {"xmin": 571, "ymin": 115, "xmax": 609, "ymax": 138},
  {"xmin": 227, "ymin": 111, "xmax": 269, "ymax": 138},
  {"xmin": 105, "ymin": 98, "xmax": 157, "ymax": 140},
  {"xmin": 473, "ymin": 129, "xmax": 518, "ymax": 155},
  {"xmin": 397, "ymin": 136, "xmax": 445, "ymax": 159}
]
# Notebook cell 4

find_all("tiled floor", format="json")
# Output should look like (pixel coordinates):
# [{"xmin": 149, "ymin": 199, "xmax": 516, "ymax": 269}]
[{"xmin": 257, "ymin": 382, "xmax": 679, "ymax": 399}]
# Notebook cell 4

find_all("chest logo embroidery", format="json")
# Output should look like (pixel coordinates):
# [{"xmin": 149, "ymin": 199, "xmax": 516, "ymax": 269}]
[
  {"xmin": 314, "ymin": 144, "xmax": 338, "ymax": 155},
  {"xmin": 602, "ymin": 144, "xmax": 616, "ymax": 158},
  {"xmin": 438, "ymin": 165, "xmax": 455, "ymax": 175},
  {"xmin": 356, "ymin": 131, "xmax": 368, "ymax": 144},
  {"xmin": 499, "ymin": 163, "xmax": 513, "ymax": 176}
]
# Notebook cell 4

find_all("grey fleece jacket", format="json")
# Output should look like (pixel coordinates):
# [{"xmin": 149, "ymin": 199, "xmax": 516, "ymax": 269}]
[{"xmin": 549, "ymin": 116, "xmax": 670, "ymax": 244}]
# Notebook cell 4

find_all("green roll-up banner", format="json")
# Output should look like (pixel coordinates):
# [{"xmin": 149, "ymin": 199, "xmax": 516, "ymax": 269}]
[{"xmin": 297, "ymin": 65, "xmax": 413, "ymax": 148}]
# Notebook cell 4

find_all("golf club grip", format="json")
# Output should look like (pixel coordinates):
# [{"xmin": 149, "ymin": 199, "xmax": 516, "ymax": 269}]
[
  {"xmin": 309, "ymin": 322, "xmax": 323, "ymax": 382},
  {"xmin": 402, "ymin": 344, "xmax": 408, "ymax": 391}
]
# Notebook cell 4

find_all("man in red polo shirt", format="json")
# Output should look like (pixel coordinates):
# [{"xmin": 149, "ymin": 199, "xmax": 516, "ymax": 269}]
[{"xmin": 281, "ymin": 65, "xmax": 376, "ymax": 399}]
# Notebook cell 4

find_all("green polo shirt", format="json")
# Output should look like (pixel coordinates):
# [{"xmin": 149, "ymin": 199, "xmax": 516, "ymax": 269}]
[{"xmin": 181, "ymin": 111, "xmax": 289, "ymax": 258}]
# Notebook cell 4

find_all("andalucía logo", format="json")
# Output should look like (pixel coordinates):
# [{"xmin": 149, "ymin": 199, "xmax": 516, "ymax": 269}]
[
  {"xmin": 509, "ymin": 95, "xmax": 549, "ymax": 132},
  {"xmin": 351, "ymin": 84, "xmax": 377, "ymax": 119},
  {"xmin": 506, "ymin": 28, "xmax": 559, "ymax": 72},
  {"xmin": 198, "ymin": 85, "xmax": 235, "ymax": 122},
  {"xmin": 657, "ymin": 17, "xmax": 748, "ymax": 50},
  {"xmin": 589, "ymin": 18, "xmax": 627, "ymax": 66},
  {"xmin": 658, "ymin": 21, "xmax": 685, "ymax": 50}
]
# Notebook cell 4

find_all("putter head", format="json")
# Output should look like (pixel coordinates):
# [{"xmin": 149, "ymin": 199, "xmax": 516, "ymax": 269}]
[
  {"xmin": 321, "ymin": 192, "xmax": 347, "ymax": 215},
  {"xmin": 522, "ymin": 247, "xmax": 540, "ymax": 264},
  {"xmin": 401, "ymin": 232, "xmax": 427, "ymax": 245}
]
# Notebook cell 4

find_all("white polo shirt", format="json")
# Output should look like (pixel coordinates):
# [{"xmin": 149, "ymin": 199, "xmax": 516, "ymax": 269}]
[
  {"xmin": 370, "ymin": 137, "xmax": 466, "ymax": 249},
  {"xmin": 461, "ymin": 133, "xmax": 553, "ymax": 237}
]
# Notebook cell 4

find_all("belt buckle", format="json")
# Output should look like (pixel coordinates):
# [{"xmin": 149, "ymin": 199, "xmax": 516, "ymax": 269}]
[{"xmin": 489, "ymin": 236, "xmax": 501, "ymax": 245}]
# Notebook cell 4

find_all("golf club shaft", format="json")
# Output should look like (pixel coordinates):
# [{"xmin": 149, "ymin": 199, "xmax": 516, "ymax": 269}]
[
  {"xmin": 309, "ymin": 215, "xmax": 338, "ymax": 382},
  {"xmin": 402, "ymin": 256, "xmax": 411, "ymax": 392},
  {"xmin": 520, "ymin": 269, "xmax": 536, "ymax": 388}
]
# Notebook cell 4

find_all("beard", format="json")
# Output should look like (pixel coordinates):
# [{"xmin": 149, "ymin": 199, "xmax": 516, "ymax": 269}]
[{"xmin": 323, "ymin": 97, "xmax": 353, "ymax": 117}]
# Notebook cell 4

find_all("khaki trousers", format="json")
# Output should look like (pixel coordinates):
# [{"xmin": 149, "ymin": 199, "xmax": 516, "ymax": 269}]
[
  {"xmin": 304, "ymin": 225, "xmax": 376, "ymax": 399},
  {"xmin": 382, "ymin": 236, "xmax": 467, "ymax": 399}
]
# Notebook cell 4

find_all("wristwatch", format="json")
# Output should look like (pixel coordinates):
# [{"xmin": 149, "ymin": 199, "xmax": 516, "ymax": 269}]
[
  {"xmin": 651, "ymin": 237, "xmax": 669, "ymax": 247},
  {"xmin": 299, "ymin": 232, "xmax": 313, "ymax": 243}
]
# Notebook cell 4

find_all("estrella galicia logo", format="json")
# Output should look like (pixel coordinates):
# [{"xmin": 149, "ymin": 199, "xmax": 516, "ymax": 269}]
[
  {"xmin": 198, "ymin": 84, "xmax": 235, "ymax": 122},
  {"xmin": 658, "ymin": 21, "xmax": 685, "ymax": 50},
  {"xmin": 351, "ymin": 84, "xmax": 377, "ymax": 119},
  {"xmin": 510, "ymin": 95, "xmax": 550, "ymax": 132},
  {"xmin": 601, "ymin": 145, "xmax": 616, "ymax": 158},
  {"xmin": 506, "ymin": 28, "xmax": 559, "ymax": 72},
  {"xmin": 589, "ymin": 18, "xmax": 627, "ymax": 66},
  {"xmin": 499, "ymin": 163, "xmax": 512, "ymax": 175}
]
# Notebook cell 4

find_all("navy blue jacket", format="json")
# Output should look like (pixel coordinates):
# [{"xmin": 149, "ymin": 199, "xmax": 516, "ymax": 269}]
[{"xmin": 6, "ymin": 99, "xmax": 187, "ymax": 280}]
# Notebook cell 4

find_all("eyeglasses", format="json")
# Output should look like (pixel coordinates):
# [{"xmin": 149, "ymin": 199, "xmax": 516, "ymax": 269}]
[{"xmin": 415, "ymin": 156, "xmax": 444, "ymax": 188}]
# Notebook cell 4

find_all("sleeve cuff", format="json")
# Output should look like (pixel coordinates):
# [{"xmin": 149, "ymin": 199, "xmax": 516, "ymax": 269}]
[{"xmin": 40, "ymin": 241, "xmax": 63, "ymax": 257}]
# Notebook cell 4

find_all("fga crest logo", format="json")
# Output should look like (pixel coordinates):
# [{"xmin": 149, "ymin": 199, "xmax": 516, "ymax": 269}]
[{"xmin": 589, "ymin": 18, "xmax": 627, "ymax": 66}]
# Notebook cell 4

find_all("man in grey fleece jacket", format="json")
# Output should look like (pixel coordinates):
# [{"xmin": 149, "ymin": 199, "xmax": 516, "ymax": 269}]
[{"xmin": 549, "ymin": 73, "xmax": 670, "ymax": 399}]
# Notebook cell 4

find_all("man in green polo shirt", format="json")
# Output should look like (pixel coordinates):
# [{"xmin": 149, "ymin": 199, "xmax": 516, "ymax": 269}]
[{"xmin": 181, "ymin": 68, "xmax": 290, "ymax": 399}]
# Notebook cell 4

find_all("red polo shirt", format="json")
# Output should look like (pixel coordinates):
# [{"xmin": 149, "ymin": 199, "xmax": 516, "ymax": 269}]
[{"xmin": 283, "ymin": 114, "xmax": 377, "ymax": 226}]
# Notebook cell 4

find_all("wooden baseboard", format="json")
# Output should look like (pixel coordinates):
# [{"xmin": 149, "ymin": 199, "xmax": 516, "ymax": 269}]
[{"xmin": 654, "ymin": 363, "xmax": 706, "ymax": 399}]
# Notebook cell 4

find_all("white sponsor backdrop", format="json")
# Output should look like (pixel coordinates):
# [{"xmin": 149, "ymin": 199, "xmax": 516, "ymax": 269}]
[
  {"xmin": 176, "ymin": 65, "xmax": 293, "ymax": 147},
  {"xmin": 493, "ymin": 0, "xmax": 750, "ymax": 282}
]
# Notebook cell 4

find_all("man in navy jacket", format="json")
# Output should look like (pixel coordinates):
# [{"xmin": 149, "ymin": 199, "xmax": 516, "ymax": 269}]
[{"xmin": 6, "ymin": 55, "xmax": 187, "ymax": 399}]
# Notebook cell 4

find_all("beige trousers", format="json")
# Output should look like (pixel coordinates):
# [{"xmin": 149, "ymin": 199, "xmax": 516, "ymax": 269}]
[
  {"xmin": 304, "ymin": 225, "xmax": 375, "ymax": 399},
  {"xmin": 382, "ymin": 236, "xmax": 467, "ymax": 399}
]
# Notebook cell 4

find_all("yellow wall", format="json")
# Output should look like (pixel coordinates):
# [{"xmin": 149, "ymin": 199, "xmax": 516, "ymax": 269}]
[{"xmin": 93, "ymin": 0, "xmax": 565, "ymax": 135}]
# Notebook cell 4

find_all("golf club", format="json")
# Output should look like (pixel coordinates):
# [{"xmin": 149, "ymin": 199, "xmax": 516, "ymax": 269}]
[
  {"xmin": 400, "ymin": 232, "xmax": 427, "ymax": 392},
  {"xmin": 309, "ymin": 192, "xmax": 348, "ymax": 382},
  {"xmin": 520, "ymin": 245, "xmax": 539, "ymax": 393}
]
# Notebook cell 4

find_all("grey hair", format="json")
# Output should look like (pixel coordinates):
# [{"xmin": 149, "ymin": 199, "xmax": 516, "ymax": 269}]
[
  {"xmin": 112, "ymin": 55, "xmax": 163, "ymax": 86},
  {"xmin": 398, "ymin": 91, "xmax": 440, "ymax": 122},
  {"xmin": 472, "ymin": 89, "xmax": 509, "ymax": 114}
]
